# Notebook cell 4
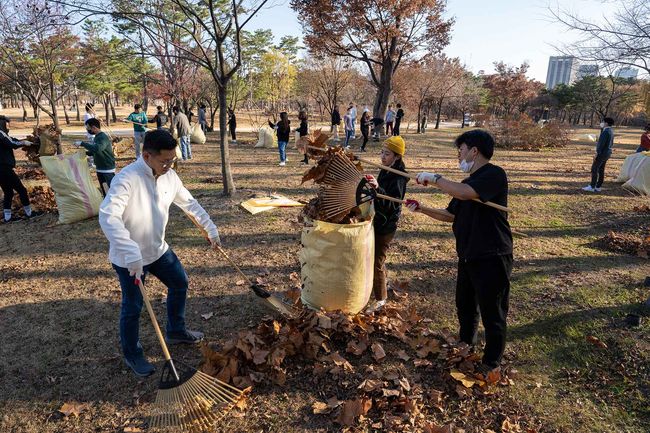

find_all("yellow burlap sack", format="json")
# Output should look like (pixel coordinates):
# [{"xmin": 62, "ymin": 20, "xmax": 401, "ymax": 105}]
[
  {"xmin": 190, "ymin": 123, "xmax": 206, "ymax": 144},
  {"xmin": 617, "ymin": 151, "xmax": 650, "ymax": 195},
  {"xmin": 255, "ymin": 126, "xmax": 276, "ymax": 148},
  {"xmin": 299, "ymin": 204, "xmax": 375, "ymax": 314},
  {"xmin": 39, "ymin": 150, "xmax": 103, "ymax": 224}
]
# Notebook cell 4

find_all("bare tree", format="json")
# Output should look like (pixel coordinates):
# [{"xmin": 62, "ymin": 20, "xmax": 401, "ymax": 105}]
[{"xmin": 550, "ymin": 0, "xmax": 650, "ymax": 77}]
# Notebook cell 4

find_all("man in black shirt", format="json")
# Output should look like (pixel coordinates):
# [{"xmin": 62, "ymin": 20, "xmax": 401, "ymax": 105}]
[
  {"xmin": 405, "ymin": 129, "xmax": 512, "ymax": 372},
  {"xmin": 393, "ymin": 104, "xmax": 404, "ymax": 136}
]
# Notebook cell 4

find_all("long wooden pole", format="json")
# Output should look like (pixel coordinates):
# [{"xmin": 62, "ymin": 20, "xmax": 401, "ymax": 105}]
[{"xmin": 304, "ymin": 144, "xmax": 512, "ymax": 213}]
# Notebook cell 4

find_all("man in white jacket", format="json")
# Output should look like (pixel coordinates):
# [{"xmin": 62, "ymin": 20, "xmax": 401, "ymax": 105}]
[{"xmin": 99, "ymin": 129, "xmax": 220, "ymax": 377}]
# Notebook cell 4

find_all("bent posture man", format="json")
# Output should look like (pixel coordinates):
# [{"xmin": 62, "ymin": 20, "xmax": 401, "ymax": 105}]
[{"xmin": 99, "ymin": 129, "xmax": 221, "ymax": 377}]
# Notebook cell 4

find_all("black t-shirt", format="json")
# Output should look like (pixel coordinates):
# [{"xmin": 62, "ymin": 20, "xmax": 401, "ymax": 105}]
[{"xmin": 446, "ymin": 163, "xmax": 512, "ymax": 261}]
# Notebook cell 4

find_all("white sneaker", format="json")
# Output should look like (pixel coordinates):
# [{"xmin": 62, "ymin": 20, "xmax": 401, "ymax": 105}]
[
  {"xmin": 595, "ymin": 187, "xmax": 602, "ymax": 192},
  {"xmin": 582, "ymin": 185, "xmax": 596, "ymax": 192},
  {"xmin": 365, "ymin": 299, "xmax": 387, "ymax": 314},
  {"xmin": 279, "ymin": 161, "xmax": 286, "ymax": 166}
]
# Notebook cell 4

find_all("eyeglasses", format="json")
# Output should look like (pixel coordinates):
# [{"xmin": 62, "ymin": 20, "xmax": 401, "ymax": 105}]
[{"xmin": 161, "ymin": 157, "xmax": 178, "ymax": 168}]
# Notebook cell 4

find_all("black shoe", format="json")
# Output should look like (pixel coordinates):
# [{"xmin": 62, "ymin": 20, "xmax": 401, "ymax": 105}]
[
  {"xmin": 124, "ymin": 356, "xmax": 156, "ymax": 378},
  {"xmin": 26, "ymin": 210, "xmax": 44, "ymax": 219},
  {"xmin": 165, "ymin": 329, "xmax": 204, "ymax": 345}
]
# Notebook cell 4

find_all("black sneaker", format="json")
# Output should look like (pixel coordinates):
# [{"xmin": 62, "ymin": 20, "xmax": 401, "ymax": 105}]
[
  {"xmin": 124, "ymin": 356, "xmax": 156, "ymax": 378},
  {"xmin": 26, "ymin": 210, "xmax": 44, "ymax": 219},
  {"xmin": 165, "ymin": 329, "xmax": 204, "ymax": 345}
]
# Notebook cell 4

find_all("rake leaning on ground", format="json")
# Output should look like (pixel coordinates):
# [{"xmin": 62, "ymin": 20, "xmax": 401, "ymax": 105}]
[{"xmin": 135, "ymin": 278, "xmax": 245, "ymax": 432}]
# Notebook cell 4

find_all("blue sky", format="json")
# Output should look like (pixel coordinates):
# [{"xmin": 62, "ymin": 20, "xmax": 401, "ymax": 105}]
[{"xmin": 247, "ymin": 0, "xmax": 621, "ymax": 82}]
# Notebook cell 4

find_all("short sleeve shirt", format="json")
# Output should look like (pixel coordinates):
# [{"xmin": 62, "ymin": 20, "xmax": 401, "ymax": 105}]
[{"xmin": 446, "ymin": 163, "xmax": 512, "ymax": 261}]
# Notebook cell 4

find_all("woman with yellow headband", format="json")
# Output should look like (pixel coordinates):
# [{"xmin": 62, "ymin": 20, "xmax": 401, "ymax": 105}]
[{"xmin": 364, "ymin": 135, "xmax": 408, "ymax": 313}]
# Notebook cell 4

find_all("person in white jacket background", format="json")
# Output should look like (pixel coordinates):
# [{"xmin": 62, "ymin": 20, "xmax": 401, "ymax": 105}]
[{"xmin": 99, "ymin": 129, "xmax": 221, "ymax": 378}]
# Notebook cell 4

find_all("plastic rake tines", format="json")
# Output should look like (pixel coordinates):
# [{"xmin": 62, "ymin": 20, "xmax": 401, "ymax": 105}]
[
  {"xmin": 149, "ymin": 359, "xmax": 245, "ymax": 432},
  {"xmin": 318, "ymin": 153, "xmax": 375, "ymax": 221}
]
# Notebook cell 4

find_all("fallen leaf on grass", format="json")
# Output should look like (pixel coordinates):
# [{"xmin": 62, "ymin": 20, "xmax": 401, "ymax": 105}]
[
  {"xmin": 252, "ymin": 348, "xmax": 270, "ymax": 365},
  {"xmin": 335, "ymin": 397, "xmax": 372, "ymax": 426},
  {"xmin": 200, "ymin": 312, "xmax": 214, "ymax": 320},
  {"xmin": 382, "ymin": 388, "xmax": 401, "ymax": 397},
  {"xmin": 396, "ymin": 349, "xmax": 410, "ymax": 361},
  {"xmin": 423, "ymin": 422, "xmax": 453, "ymax": 433},
  {"xmin": 235, "ymin": 279, "xmax": 246, "ymax": 286},
  {"xmin": 450, "ymin": 369, "xmax": 485, "ymax": 388},
  {"xmin": 358, "ymin": 378, "xmax": 383, "ymax": 392},
  {"xmin": 502, "ymin": 417, "xmax": 523, "ymax": 432},
  {"xmin": 59, "ymin": 401, "xmax": 88, "ymax": 417},
  {"xmin": 371, "ymin": 342, "xmax": 386, "ymax": 361},
  {"xmin": 347, "ymin": 338, "xmax": 368, "ymax": 356},
  {"xmin": 586, "ymin": 335, "xmax": 607, "ymax": 349}
]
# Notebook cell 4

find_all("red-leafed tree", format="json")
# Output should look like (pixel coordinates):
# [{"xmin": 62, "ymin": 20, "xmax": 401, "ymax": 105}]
[
  {"xmin": 483, "ymin": 62, "xmax": 544, "ymax": 117},
  {"xmin": 291, "ymin": 0, "xmax": 453, "ymax": 123}
]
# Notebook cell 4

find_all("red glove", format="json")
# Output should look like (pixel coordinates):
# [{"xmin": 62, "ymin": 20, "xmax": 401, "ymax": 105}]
[
  {"xmin": 405, "ymin": 199, "xmax": 420, "ymax": 212},
  {"xmin": 364, "ymin": 174, "xmax": 379, "ymax": 189}
]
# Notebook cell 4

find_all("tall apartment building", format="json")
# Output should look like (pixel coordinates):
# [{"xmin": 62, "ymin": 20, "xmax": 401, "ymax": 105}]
[
  {"xmin": 615, "ymin": 67, "xmax": 639, "ymax": 79},
  {"xmin": 545, "ymin": 56, "xmax": 578, "ymax": 89},
  {"xmin": 576, "ymin": 64, "xmax": 599, "ymax": 80}
]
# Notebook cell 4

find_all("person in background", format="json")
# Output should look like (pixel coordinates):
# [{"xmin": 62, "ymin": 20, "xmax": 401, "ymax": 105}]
[
  {"xmin": 148, "ymin": 106, "xmax": 169, "ymax": 130},
  {"xmin": 360, "ymin": 110, "xmax": 370, "ymax": 152},
  {"xmin": 269, "ymin": 112, "xmax": 290, "ymax": 166},
  {"xmin": 198, "ymin": 104, "xmax": 207, "ymax": 133},
  {"xmin": 349, "ymin": 102, "xmax": 357, "ymax": 138},
  {"xmin": 297, "ymin": 111, "xmax": 309, "ymax": 164},
  {"xmin": 124, "ymin": 104, "xmax": 148, "ymax": 158},
  {"xmin": 385, "ymin": 105, "xmax": 395, "ymax": 136},
  {"xmin": 420, "ymin": 113, "xmax": 428, "ymax": 134},
  {"xmin": 394, "ymin": 103, "xmax": 404, "ymax": 136},
  {"xmin": 582, "ymin": 117, "xmax": 615, "ymax": 192},
  {"xmin": 343, "ymin": 107, "xmax": 354, "ymax": 149},
  {"xmin": 0, "ymin": 119, "xmax": 43, "ymax": 222},
  {"xmin": 75, "ymin": 118, "xmax": 116, "ymax": 196},
  {"xmin": 331, "ymin": 105, "xmax": 341, "ymax": 141},
  {"xmin": 637, "ymin": 124, "xmax": 650, "ymax": 153},
  {"xmin": 407, "ymin": 129, "xmax": 512, "ymax": 375},
  {"xmin": 83, "ymin": 103, "xmax": 96, "ymax": 141},
  {"xmin": 364, "ymin": 136, "xmax": 408, "ymax": 313},
  {"xmin": 371, "ymin": 116, "xmax": 385, "ymax": 141},
  {"xmin": 228, "ymin": 108, "xmax": 237, "ymax": 144},
  {"xmin": 172, "ymin": 106, "xmax": 192, "ymax": 161},
  {"xmin": 99, "ymin": 129, "xmax": 220, "ymax": 377}
]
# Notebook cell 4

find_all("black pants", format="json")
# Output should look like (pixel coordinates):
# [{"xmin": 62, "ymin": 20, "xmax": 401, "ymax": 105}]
[
  {"xmin": 373, "ymin": 231, "xmax": 395, "ymax": 301},
  {"xmin": 0, "ymin": 168, "xmax": 29, "ymax": 210},
  {"xmin": 590, "ymin": 153, "xmax": 609, "ymax": 188},
  {"xmin": 456, "ymin": 254, "xmax": 512, "ymax": 368},
  {"xmin": 97, "ymin": 172, "xmax": 115, "ymax": 197},
  {"xmin": 393, "ymin": 119, "xmax": 401, "ymax": 136},
  {"xmin": 229, "ymin": 126, "xmax": 236, "ymax": 141},
  {"xmin": 361, "ymin": 127, "xmax": 369, "ymax": 150}
]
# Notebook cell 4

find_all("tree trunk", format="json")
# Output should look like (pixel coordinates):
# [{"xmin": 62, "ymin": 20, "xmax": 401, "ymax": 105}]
[
  {"xmin": 110, "ymin": 98, "xmax": 117, "ymax": 123},
  {"xmin": 461, "ymin": 110, "xmax": 466, "ymax": 128},
  {"xmin": 218, "ymin": 85, "xmax": 235, "ymax": 196},
  {"xmin": 21, "ymin": 97, "xmax": 27, "ymax": 122},
  {"xmin": 435, "ymin": 98, "xmax": 443, "ymax": 129},
  {"xmin": 63, "ymin": 102, "xmax": 70, "ymax": 125},
  {"xmin": 371, "ymin": 60, "xmax": 393, "ymax": 136},
  {"xmin": 104, "ymin": 94, "xmax": 111, "ymax": 126},
  {"xmin": 49, "ymin": 83, "xmax": 60, "ymax": 132},
  {"xmin": 74, "ymin": 88, "xmax": 80, "ymax": 121}
]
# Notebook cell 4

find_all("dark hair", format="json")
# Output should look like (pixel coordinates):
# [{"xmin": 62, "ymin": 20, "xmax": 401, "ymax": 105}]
[
  {"xmin": 134, "ymin": 104, "xmax": 141, "ymax": 110},
  {"xmin": 200, "ymin": 104, "xmax": 206, "ymax": 109},
  {"xmin": 156, "ymin": 105, "xmax": 163, "ymax": 111},
  {"xmin": 298, "ymin": 111, "xmax": 308, "ymax": 121},
  {"xmin": 279, "ymin": 111, "xmax": 289, "ymax": 129},
  {"xmin": 172, "ymin": 106, "xmax": 180, "ymax": 114},
  {"xmin": 396, "ymin": 103, "xmax": 402, "ymax": 108},
  {"xmin": 603, "ymin": 117, "xmax": 614, "ymax": 126},
  {"xmin": 85, "ymin": 103, "xmax": 93, "ymax": 111},
  {"xmin": 645, "ymin": 123, "xmax": 650, "ymax": 131},
  {"xmin": 454, "ymin": 129, "xmax": 495, "ymax": 159},
  {"xmin": 143, "ymin": 129, "xmax": 177, "ymax": 154},
  {"xmin": 85, "ymin": 118, "xmax": 100, "ymax": 129}
]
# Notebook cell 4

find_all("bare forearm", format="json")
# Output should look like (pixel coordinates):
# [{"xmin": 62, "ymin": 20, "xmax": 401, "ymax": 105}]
[
  {"xmin": 418, "ymin": 207, "xmax": 455, "ymax": 222},
  {"xmin": 436, "ymin": 177, "xmax": 479, "ymax": 201}
]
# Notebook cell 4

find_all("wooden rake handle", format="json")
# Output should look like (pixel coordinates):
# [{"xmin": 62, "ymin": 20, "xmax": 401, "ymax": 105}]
[
  {"xmin": 358, "ymin": 156, "xmax": 511, "ymax": 213},
  {"xmin": 123, "ymin": 119, "xmax": 148, "ymax": 127},
  {"xmin": 375, "ymin": 193, "xmax": 452, "ymax": 219},
  {"xmin": 135, "ymin": 278, "xmax": 173, "ymax": 362}
]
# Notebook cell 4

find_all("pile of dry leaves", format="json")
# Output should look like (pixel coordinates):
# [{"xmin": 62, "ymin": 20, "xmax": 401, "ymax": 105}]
[
  {"xmin": 201, "ymin": 282, "xmax": 535, "ymax": 432},
  {"xmin": 11, "ymin": 185, "xmax": 57, "ymax": 215},
  {"xmin": 21, "ymin": 124, "xmax": 61, "ymax": 163},
  {"xmin": 112, "ymin": 136, "xmax": 135, "ymax": 157},
  {"xmin": 14, "ymin": 166, "xmax": 47, "ymax": 180},
  {"xmin": 602, "ymin": 230, "xmax": 650, "ymax": 258}
]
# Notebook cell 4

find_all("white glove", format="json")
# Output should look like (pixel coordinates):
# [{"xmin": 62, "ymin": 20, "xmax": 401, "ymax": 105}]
[
  {"xmin": 209, "ymin": 232, "xmax": 221, "ymax": 249},
  {"xmin": 18, "ymin": 141, "xmax": 32, "ymax": 147},
  {"xmin": 127, "ymin": 259, "xmax": 143, "ymax": 282},
  {"xmin": 364, "ymin": 174, "xmax": 378, "ymax": 189},
  {"xmin": 416, "ymin": 172, "xmax": 439, "ymax": 186},
  {"xmin": 73, "ymin": 140, "xmax": 83, "ymax": 147}
]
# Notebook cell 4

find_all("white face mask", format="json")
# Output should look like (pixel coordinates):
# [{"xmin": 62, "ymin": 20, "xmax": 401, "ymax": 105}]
[
  {"xmin": 599, "ymin": 122, "xmax": 605, "ymax": 128},
  {"xmin": 459, "ymin": 159, "xmax": 475, "ymax": 173}
]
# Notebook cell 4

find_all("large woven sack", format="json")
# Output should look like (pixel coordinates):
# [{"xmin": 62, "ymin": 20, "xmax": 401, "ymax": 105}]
[
  {"xmin": 255, "ymin": 126, "xmax": 276, "ymax": 148},
  {"xmin": 190, "ymin": 123, "xmax": 206, "ymax": 144},
  {"xmin": 299, "ymin": 203, "xmax": 375, "ymax": 314},
  {"xmin": 38, "ymin": 132, "xmax": 58, "ymax": 156},
  {"xmin": 39, "ymin": 150, "xmax": 103, "ymax": 224},
  {"xmin": 617, "ymin": 151, "xmax": 650, "ymax": 195}
]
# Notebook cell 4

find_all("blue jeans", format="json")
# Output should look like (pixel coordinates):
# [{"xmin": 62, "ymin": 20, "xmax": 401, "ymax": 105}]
[
  {"xmin": 133, "ymin": 131, "xmax": 146, "ymax": 158},
  {"xmin": 180, "ymin": 135, "xmax": 192, "ymax": 160},
  {"xmin": 344, "ymin": 130, "xmax": 354, "ymax": 147},
  {"xmin": 278, "ymin": 140, "xmax": 287, "ymax": 162},
  {"xmin": 113, "ymin": 248, "xmax": 189, "ymax": 361},
  {"xmin": 637, "ymin": 146, "xmax": 648, "ymax": 153}
]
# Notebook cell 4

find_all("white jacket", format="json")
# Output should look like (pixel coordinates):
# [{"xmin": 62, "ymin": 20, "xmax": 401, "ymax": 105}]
[{"xmin": 99, "ymin": 157, "xmax": 218, "ymax": 267}]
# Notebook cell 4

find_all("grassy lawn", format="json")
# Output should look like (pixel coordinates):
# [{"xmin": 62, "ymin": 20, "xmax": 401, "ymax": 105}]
[{"xmin": 0, "ymin": 124, "xmax": 648, "ymax": 432}]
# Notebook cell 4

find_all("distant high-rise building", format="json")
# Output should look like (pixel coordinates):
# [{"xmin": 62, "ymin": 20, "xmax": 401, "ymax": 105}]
[
  {"xmin": 576, "ymin": 64, "xmax": 599, "ymax": 80},
  {"xmin": 615, "ymin": 67, "xmax": 638, "ymax": 79},
  {"xmin": 545, "ymin": 56, "xmax": 578, "ymax": 89}
]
